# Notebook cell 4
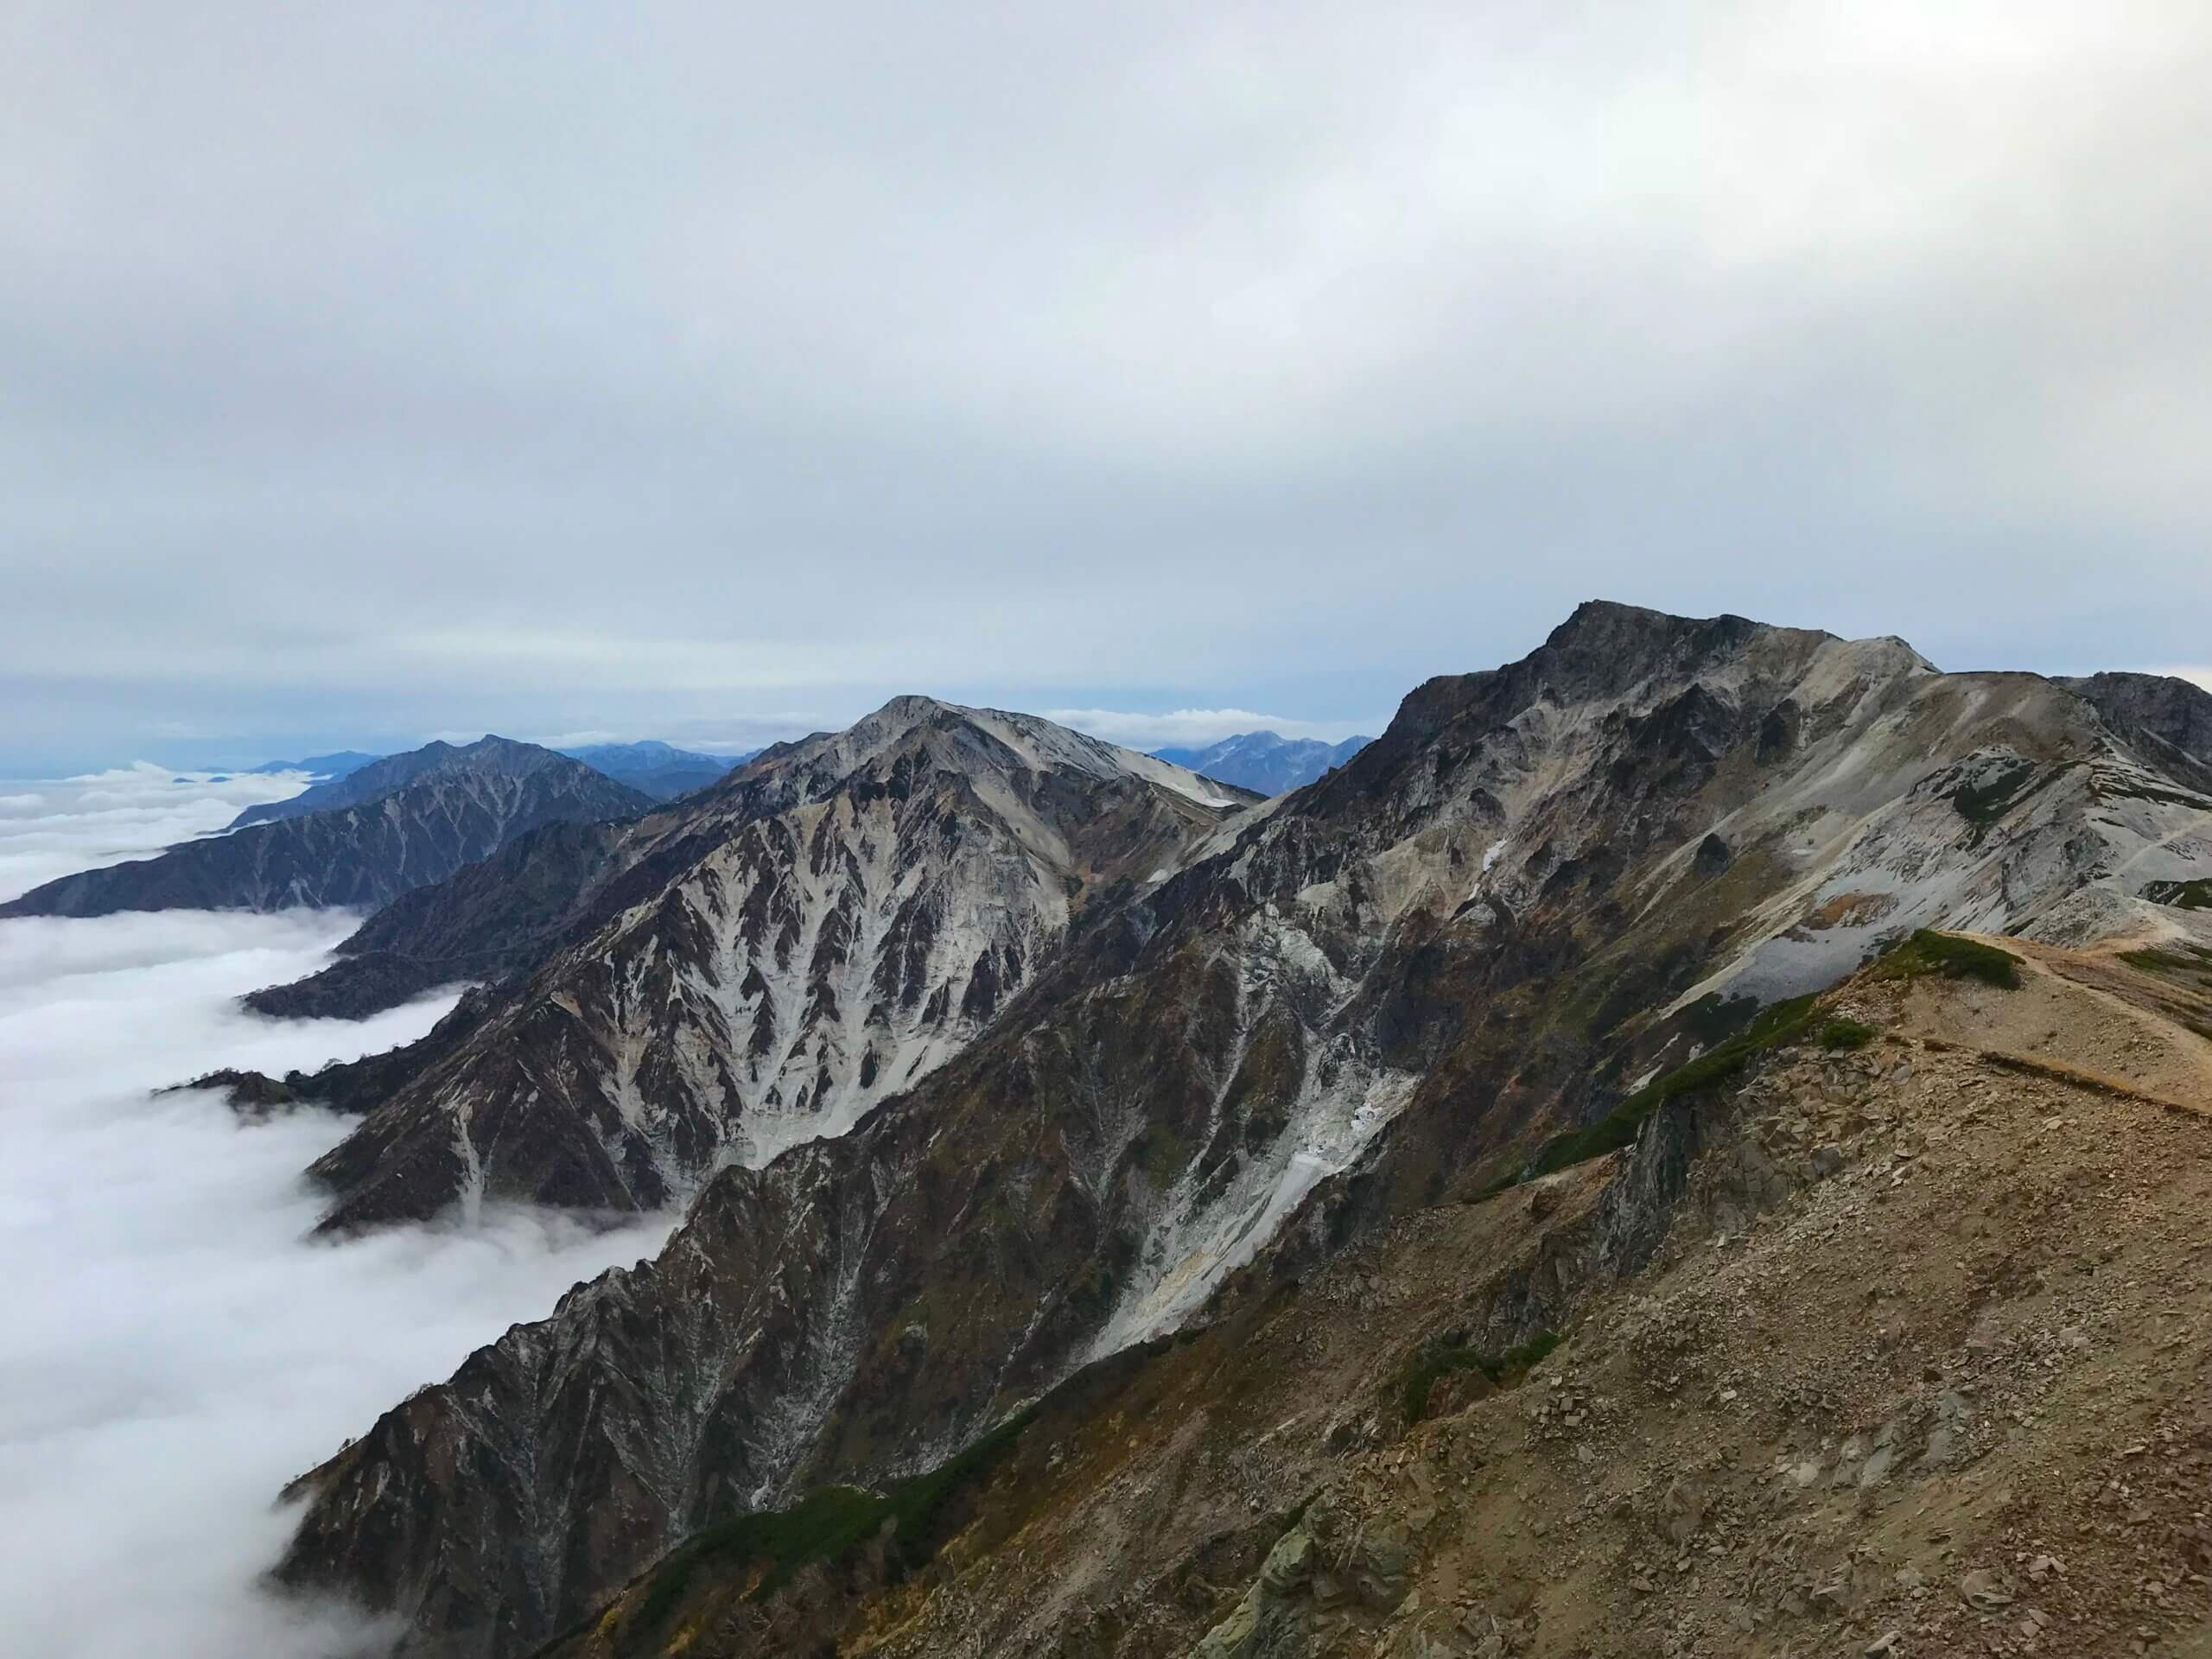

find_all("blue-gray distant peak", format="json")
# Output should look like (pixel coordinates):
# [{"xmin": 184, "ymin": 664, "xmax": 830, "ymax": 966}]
[
  {"xmin": 557, "ymin": 741, "xmax": 760, "ymax": 802},
  {"xmin": 1153, "ymin": 731, "xmax": 1372, "ymax": 797},
  {"xmin": 229, "ymin": 734, "xmax": 593, "ymax": 829},
  {"xmin": 1, "ymin": 737, "xmax": 652, "ymax": 922},
  {"xmin": 243, "ymin": 750, "xmax": 385, "ymax": 779}
]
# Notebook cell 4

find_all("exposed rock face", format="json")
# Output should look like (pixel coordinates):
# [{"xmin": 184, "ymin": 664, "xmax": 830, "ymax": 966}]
[
  {"xmin": 272, "ymin": 605, "xmax": 2212, "ymax": 1658},
  {"xmin": 2060, "ymin": 669, "xmax": 2212, "ymax": 795},
  {"xmin": 300, "ymin": 699, "xmax": 1255, "ymax": 1230},
  {"xmin": 0, "ymin": 743, "xmax": 652, "ymax": 920},
  {"xmin": 1154, "ymin": 731, "xmax": 1373, "ymax": 796}
]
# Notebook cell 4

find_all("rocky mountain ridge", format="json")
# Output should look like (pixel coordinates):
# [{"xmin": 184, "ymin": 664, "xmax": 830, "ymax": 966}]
[
  {"xmin": 557, "ymin": 741, "xmax": 757, "ymax": 801},
  {"xmin": 231, "ymin": 734, "xmax": 616, "ymax": 828},
  {"xmin": 240, "ymin": 818, "xmax": 639, "ymax": 1020},
  {"xmin": 296, "ymin": 698, "xmax": 1256, "ymax": 1230},
  {"xmin": 0, "ymin": 739, "xmax": 651, "ymax": 920},
  {"xmin": 266, "ymin": 603, "xmax": 2212, "ymax": 1658}
]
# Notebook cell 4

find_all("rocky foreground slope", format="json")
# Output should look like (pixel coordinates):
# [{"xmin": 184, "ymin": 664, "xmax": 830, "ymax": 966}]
[
  {"xmin": 532, "ymin": 935, "xmax": 2212, "ymax": 1659},
  {"xmin": 0, "ymin": 736, "xmax": 650, "ymax": 920},
  {"xmin": 269, "ymin": 603, "xmax": 2212, "ymax": 1658}
]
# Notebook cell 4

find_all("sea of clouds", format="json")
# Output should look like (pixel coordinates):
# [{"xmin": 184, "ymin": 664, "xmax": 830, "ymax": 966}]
[
  {"xmin": 0, "ymin": 761, "xmax": 317, "ymax": 903},
  {"xmin": 0, "ymin": 771, "xmax": 671, "ymax": 1657}
]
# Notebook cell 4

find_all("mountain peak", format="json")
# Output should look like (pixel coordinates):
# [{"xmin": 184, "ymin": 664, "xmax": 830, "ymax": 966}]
[
  {"xmin": 556, "ymin": 740, "xmax": 748, "ymax": 801},
  {"xmin": 752, "ymin": 697, "xmax": 1252, "ymax": 812},
  {"xmin": 227, "ymin": 734, "xmax": 616, "ymax": 830},
  {"xmin": 0, "ymin": 739, "xmax": 651, "ymax": 921},
  {"xmin": 291, "ymin": 691, "xmax": 1257, "ymax": 1231},
  {"xmin": 869, "ymin": 692, "xmax": 961, "ymax": 721}
]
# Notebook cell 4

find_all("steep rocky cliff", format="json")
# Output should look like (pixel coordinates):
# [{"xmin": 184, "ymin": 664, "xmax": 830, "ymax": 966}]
[
  {"xmin": 299, "ymin": 699, "xmax": 1255, "ymax": 1230},
  {"xmin": 2061, "ymin": 669, "xmax": 2212, "ymax": 796},
  {"xmin": 0, "ymin": 740, "xmax": 651, "ymax": 919},
  {"xmin": 270, "ymin": 604, "xmax": 2212, "ymax": 1657}
]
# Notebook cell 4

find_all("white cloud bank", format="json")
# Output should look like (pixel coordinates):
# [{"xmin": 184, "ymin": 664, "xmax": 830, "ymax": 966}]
[
  {"xmin": 0, "ymin": 783, "xmax": 672, "ymax": 1658},
  {"xmin": 0, "ymin": 763, "xmax": 309, "ymax": 903}
]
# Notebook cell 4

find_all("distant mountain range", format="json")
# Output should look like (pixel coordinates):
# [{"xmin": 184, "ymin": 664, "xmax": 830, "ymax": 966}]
[
  {"xmin": 0, "ymin": 736, "xmax": 652, "ymax": 920},
  {"xmin": 1152, "ymin": 729, "xmax": 1371, "ymax": 794},
  {"xmin": 556, "ymin": 740, "xmax": 759, "ymax": 801},
  {"xmin": 242, "ymin": 750, "xmax": 384, "ymax": 779},
  {"xmin": 230, "ymin": 737, "xmax": 585, "ymax": 829},
  {"xmin": 236, "ymin": 738, "xmax": 753, "ymax": 804}
]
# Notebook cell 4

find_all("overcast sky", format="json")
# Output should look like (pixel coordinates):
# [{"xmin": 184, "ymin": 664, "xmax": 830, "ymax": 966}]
[{"xmin": 5, "ymin": 2, "xmax": 2209, "ymax": 770}]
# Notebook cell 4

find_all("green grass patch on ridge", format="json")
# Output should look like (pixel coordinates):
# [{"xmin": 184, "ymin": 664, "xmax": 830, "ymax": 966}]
[
  {"xmin": 1867, "ymin": 929, "xmax": 2022, "ymax": 990},
  {"xmin": 2119, "ymin": 944, "xmax": 2212, "ymax": 987},
  {"xmin": 626, "ymin": 1402, "xmax": 1039, "ymax": 1642},
  {"xmin": 1520, "ymin": 992, "xmax": 1823, "ymax": 1183},
  {"xmin": 1483, "ymin": 931, "xmax": 2005, "ymax": 1199},
  {"xmin": 1400, "ymin": 1330, "xmax": 1560, "ymax": 1424},
  {"xmin": 1814, "ymin": 1015, "xmax": 1878, "ymax": 1052}
]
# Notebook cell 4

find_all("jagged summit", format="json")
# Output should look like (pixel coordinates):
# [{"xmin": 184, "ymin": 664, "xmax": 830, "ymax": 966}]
[
  {"xmin": 715, "ymin": 694, "xmax": 1252, "ymax": 812},
  {"xmin": 231, "ymin": 733, "xmax": 597, "ymax": 827},
  {"xmin": 1505, "ymin": 598, "xmax": 1928, "ymax": 707},
  {"xmin": 293, "ymin": 699, "xmax": 1255, "ymax": 1231}
]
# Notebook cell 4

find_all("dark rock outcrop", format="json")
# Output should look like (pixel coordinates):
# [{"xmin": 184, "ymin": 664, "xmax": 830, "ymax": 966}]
[{"xmin": 2060, "ymin": 670, "xmax": 2212, "ymax": 793}]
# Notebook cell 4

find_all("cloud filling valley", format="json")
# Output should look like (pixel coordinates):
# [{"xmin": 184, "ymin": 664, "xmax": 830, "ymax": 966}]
[{"xmin": 0, "ymin": 777, "xmax": 672, "ymax": 1657}]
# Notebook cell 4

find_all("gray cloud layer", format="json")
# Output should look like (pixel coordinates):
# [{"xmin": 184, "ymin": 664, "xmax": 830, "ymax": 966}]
[
  {"xmin": 4, "ymin": 3, "xmax": 2209, "ymax": 767},
  {"xmin": 0, "ymin": 780, "xmax": 673, "ymax": 1656}
]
